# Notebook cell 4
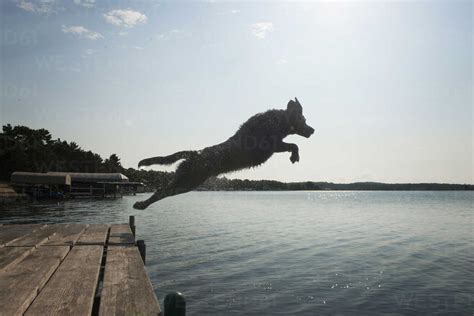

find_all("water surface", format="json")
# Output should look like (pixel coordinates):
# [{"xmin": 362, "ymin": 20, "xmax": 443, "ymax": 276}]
[{"xmin": 1, "ymin": 191, "xmax": 472, "ymax": 315}]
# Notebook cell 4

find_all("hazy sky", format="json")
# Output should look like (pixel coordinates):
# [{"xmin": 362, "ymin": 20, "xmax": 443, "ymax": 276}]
[{"xmin": 1, "ymin": 0, "xmax": 472, "ymax": 184}]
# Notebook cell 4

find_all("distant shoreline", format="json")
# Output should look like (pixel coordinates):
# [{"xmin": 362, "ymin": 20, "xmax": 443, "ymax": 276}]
[
  {"xmin": 196, "ymin": 179, "xmax": 474, "ymax": 191},
  {"xmin": 193, "ymin": 188, "xmax": 474, "ymax": 192},
  {"xmin": 194, "ymin": 188, "xmax": 474, "ymax": 192}
]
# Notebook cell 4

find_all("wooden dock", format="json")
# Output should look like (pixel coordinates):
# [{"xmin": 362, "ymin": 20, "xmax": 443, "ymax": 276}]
[{"xmin": 0, "ymin": 220, "xmax": 161, "ymax": 315}]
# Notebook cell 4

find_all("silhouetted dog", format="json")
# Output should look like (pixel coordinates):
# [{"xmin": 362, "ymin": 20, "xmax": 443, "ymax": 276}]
[{"xmin": 133, "ymin": 98, "xmax": 315, "ymax": 209}]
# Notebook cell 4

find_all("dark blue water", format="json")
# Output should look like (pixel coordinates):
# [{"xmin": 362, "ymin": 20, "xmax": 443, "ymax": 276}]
[{"xmin": 1, "ymin": 191, "xmax": 473, "ymax": 315}]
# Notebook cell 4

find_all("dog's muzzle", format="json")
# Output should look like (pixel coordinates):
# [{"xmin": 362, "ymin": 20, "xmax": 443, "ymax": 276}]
[{"xmin": 301, "ymin": 125, "xmax": 315, "ymax": 138}]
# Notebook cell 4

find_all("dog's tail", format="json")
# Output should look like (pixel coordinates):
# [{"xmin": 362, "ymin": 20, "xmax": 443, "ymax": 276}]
[{"xmin": 138, "ymin": 151, "xmax": 193, "ymax": 168}]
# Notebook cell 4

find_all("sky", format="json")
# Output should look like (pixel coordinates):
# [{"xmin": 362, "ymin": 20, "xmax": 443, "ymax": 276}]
[{"xmin": 1, "ymin": 0, "xmax": 472, "ymax": 184}]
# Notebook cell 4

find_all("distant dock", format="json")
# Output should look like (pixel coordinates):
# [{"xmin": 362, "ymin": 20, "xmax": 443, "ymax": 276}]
[
  {"xmin": 10, "ymin": 172, "xmax": 145, "ymax": 199},
  {"xmin": 0, "ymin": 217, "xmax": 163, "ymax": 315}
]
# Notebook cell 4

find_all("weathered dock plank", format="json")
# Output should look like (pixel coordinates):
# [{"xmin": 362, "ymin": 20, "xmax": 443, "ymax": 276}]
[
  {"xmin": 0, "ymin": 221, "xmax": 161, "ymax": 315},
  {"xmin": 0, "ymin": 246, "xmax": 70, "ymax": 315},
  {"xmin": 99, "ymin": 246, "xmax": 161, "ymax": 316},
  {"xmin": 6, "ymin": 224, "xmax": 64, "ymax": 247},
  {"xmin": 0, "ymin": 246, "xmax": 35, "ymax": 273},
  {"xmin": 25, "ymin": 245, "xmax": 103, "ymax": 315},
  {"xmin": 0, "ymin": 224, "xmax": 45, "ymax": 247},
  {"xmin": 43, "ymin": 223, "xmax": 88, "ymax": 246},
  {"xmin": 76, "ymin": 224, "xmax": 109, "ymax": 245},
  {"xmin": 108, "ymin": 224, "xmax": 135, "ymax": 245}
]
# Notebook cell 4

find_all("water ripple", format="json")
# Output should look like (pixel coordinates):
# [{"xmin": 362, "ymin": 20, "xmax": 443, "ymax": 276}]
[{"xmin": 1, "ymin": 191, "xmax": 473, "ymax": 314}]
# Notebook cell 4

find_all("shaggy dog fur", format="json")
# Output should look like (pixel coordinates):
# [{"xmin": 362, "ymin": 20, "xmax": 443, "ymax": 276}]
[{"xmin": 133, "ymin": 98, "xmax": 315, "ymax": 210}]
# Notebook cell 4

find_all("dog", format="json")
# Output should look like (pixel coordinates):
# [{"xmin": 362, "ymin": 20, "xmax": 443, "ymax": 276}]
[{"xmin": 133, "ymin": 98, "xmax": 315, "ymax": 210}]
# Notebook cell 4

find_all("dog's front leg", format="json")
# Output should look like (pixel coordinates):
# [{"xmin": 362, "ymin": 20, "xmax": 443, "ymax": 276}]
[{"xmin": 275, "ymin": 142, "xmax": 299, "ymax": 163}]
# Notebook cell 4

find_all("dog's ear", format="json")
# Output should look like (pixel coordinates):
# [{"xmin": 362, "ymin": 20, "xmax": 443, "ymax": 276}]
[
  {"xmin": 287, "ymin": 99, "xmax": 296, "ymax": 109},
  {"xmin": 287, "ymin": 98, "xmax": 302, "ymax": 115}
]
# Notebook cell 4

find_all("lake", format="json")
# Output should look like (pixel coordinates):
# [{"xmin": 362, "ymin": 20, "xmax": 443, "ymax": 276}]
[{"xmin": 1, "ymin": 191, "xmax": 472, "ymax": 315}]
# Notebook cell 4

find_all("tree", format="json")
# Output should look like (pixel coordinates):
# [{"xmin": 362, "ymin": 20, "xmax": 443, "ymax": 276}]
[
  {"xmin": 0, "ymin": 125, "xmax": 123, "ymax": 179},
  {"xmin": 103, "ymin": 154, "xmax": 123, "ymax": 173}
]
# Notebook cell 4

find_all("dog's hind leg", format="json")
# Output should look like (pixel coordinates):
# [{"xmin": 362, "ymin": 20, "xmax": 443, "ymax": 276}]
[
  {"xmin": 132, "ymin": 181, "xmax": 198, "ymax": 210},
  {"xmin": 133, "ymin": 183, "xmax": 177, "ymax": 210},
  {"xmin": 133, "ymin": 157, "xmax": 210, "ymax": 210}
]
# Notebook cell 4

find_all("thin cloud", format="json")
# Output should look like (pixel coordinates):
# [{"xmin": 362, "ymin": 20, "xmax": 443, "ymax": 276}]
[
  {"xmin": 81, "ymin": 48, "xmax": 98, "ymax": 58},
  {"xmin": 62, "ymin": 25, "xmax": 103, "ymax": 40},
  {"xmin": 104, "ymin": 9, "xmax": 147, "ymax": 28},
  {"xmin": 217, "ymin": 9, "xmax": 240, "ymax": 15},
  {"xmin": 73, "ymin": 0, "xmax": 95, "ymax": 8},
  {"xmin": 16, "ymin": 0, "xmax": 56, "ymax": 14},
  {"xmin": 156, "ymin": 29, "xmax": 190, "ymax": 40},
  {"xmin": 251, "ymin": 22, "xmax": 274, "ymax": 39}
]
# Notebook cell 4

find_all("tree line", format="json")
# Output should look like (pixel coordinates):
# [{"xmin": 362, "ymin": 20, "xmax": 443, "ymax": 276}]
[{"xmin": 0, "ymin": 124, "xmax": 170, "ymax": 189}]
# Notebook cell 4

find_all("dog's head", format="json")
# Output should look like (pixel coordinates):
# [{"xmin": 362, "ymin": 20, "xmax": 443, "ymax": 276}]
[{"xmin": 286, "ymin": 98, "xmax": 315, "ymax": 138}]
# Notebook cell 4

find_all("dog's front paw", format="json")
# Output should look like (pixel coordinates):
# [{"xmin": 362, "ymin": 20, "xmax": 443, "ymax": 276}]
[
  {"xmin": 133, "ymin": 201, "xmax": 148, "ymax": 210},
  {"xmin": 290, "ymin": 153, "xmax": 300, "ymax": 163}
]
